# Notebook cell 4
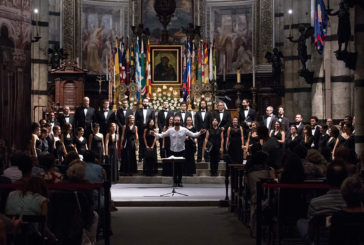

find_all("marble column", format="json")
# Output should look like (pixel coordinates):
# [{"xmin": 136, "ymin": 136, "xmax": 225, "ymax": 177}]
[{"xmin": 354, "ymin": 5, "xmax": 364, "ymax": 159}]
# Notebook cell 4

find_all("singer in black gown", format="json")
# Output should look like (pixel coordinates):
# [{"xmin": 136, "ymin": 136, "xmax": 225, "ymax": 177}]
[
  {"xmin": 184, "ymin": 117, "xmax": 197, "ymax": 176},
  {"xmin": 226, "ymin": 118, "xmax": 244, "ymax": 164},
  {"xmin": 120, "ymin": 116, "xmax": 138, "ymax": 176}
]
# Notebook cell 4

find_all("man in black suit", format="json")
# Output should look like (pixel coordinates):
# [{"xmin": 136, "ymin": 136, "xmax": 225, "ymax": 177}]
[
  {"xmin": 310, "ymin": 116, "xmax": 321, "ymax": 149},
  {"xmin": 157, "ymin": 101, "xmax": 174, "ymax": 157},
  {"xmin": 116, "ymin": 99, "xmax": 134, "ymax": 134},
  {"xmin": 58, "ymin": 106, "xmax": 74, "ymax": 129},
  {"xmin": 175, "ymin": 102, "xmax": 192, "ymax": 127},
  {"xmin": 215, "ymin": 100, "xmax": 231, "ymax": 134},
  {"xmin": 47, "ymin": 111, "xmax": 60, "ymax": 133},
  {"xmin": 195, "ymin": 99, "xmax": 212, "ymax": 162},
  {"xmin": 95, "ymin": 100, "xmax": 116, "ymax": 136},
  {"xmin": 277, "ymin": 106, "xmax": 290, "ymax": 137},
  {"xmin": 135, "ymin": 98, "xmax": 155, "ymax": 162},
  {"xmin": 295, "ymin": 114, "xmax": 304, "ymax": 136},
  {"xmin": 262, "ymin": 106, "xmax": 277, "ymax": 131},
  {"xmin": 238, "ymin": 98, "xmax": 256, "ymax": 140},
  {"xmin": 74, "ymin": 96, "xmax": 95, "ymax": 138}
]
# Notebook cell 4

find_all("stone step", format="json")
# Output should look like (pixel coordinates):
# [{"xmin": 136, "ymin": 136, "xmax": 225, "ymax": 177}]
[
  {"xmin": 117, "ymin": 176, "xmax": 226, "ymax": 184},
  {"xmin": 137, "ymin": 161, "xmax": 227, "ymax": 170},
  {"xmin": 134, "ymin": 169, "xmax": 226, "ymax": 176}
]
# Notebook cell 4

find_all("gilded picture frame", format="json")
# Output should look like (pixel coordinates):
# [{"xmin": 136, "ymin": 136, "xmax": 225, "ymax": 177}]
[{"xmin": 151, "ymin": 45, "xmax": 182, "ymax": 84}]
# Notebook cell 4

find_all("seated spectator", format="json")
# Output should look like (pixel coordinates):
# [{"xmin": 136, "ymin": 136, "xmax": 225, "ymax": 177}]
[
  {"xmin": 306, "ymin": 149, "xmax": 327, "ymax": 176},
  {"xmin": 280, "ymin": 151, "xmax": 305, "ymax": 184},
  {"xmin": 38, "ymin": 153, "xmax": 63, "ymax": 184},
  {"xmin": 2, "ymin": 151, "xmax": 23, "ymax": 182},
  {"xmin": 293, "ymin": 144, "xmax": 323, "ymax": 180},
  {"xmin": 62, "ymin": 151, "xmax": 80, "ymax": 167},
  {"xmin": 297, "ymin": 160, "xmax": 348, "ymax": 243},
  {"xmin": 257, "ymin": 126, "xmax": 281, "ymax": 169},
  {"xmin": 83, "ymin": 151, "xmax": 106, "ymax": 184},
  {"xmin": 334, "ymin": 146, "xmax": 358, "ymax": 176},
  {"xmin": 329, "ymin": 176, "xmax": 364, "ymax": 245},
  {"xmin": 14, "ymin": 152, "xmax": 34, "ymax": 184},
  {"xmin": 5, "ymin": 177, "xmax": 48, "ymax": 216}
]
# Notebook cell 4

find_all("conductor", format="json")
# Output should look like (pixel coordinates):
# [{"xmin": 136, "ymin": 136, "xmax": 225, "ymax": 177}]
[{"xmin": 152, "ymin": 115, "xmax": 206, "ymax": 187}]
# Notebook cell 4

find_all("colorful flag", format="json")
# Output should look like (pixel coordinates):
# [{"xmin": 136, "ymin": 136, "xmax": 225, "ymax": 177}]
[
  {"xmin": 191, "ymin": 40, "xmax": 196, "ymax": 85},
  {"xmin": 203, "ymin": 41, "xmax": 209, "ymax": 84},
  {"xmin": 209, "ymin": 42, "xmax": 213, "ymax": 81},
  {"xmin": 119, "ymin": 38, "xmax": 126, "ymax": 84},
  {"xmin": 114, "ymin": 39, "xmax": 120, "ymax": 87},
  {"xmin": 140, "ymin": 39, "xmax": 146, "ymax": 97},
  {"xmin": 146, "ymin": 39, "xmax": 152, "ymax": 99},
  {"xmin": 197, "ymin": 41, "xmax": 202, "ymax": 84},
  {"xmin": 125, "ymin": 38, "xmax": 130, "ymax": 84},
  {"xmin": 135, "ymin": 37, "xmax": 141, "ymax": 100},
  {"xmin": 212, "ymin": 41, "xmax": 216, "ymax": 81},
  {"xmin": 130, "ymin": 42, "xmax": 135, "ymax": 83},
  {"xmin": 314, "ymin": 0, "xmax": 329, "ymax": 54}
]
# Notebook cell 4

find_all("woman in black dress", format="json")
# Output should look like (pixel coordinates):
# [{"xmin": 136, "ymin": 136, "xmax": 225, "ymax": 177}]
[
  {"xmin": 204, "ymin": 118, "xmax": 224, "ymax": 176},
  {"xmin": 74, "ymin": 127, "xmax": 88, "ymax": 156},
  {"xmin": 327, "ymin": 126, "xmax": 340, "ymax": 160},
  {"xmin": 302, "ymin": 125, "xmax": 314, "ymax": 149},
  {"xmin": 270, "ymin": 121, "xmax": 285, "ymax": 146},
  {"xmin": 286, "ymin": 125, "xmax": 301, "ymax": 150},
  {"xmin": 245, "ymin": 121, "xmax": 260, "ymax": 158},
  {"xmin": 338, "ymin": 123, "xmax": 355, "ymax": 151},
  {"xmin": 143, "ymin": 119, "xmax": 157, "ymax": 176},
  {"xmin": 88, "ymin": 123, "xmax": 105, "ymax": 164},
  {"xmin": 52, "ymin": 125, "xmax": 66, "ymax": 164},
  {"xmin": 61, "ymin": 123, "xmax": 75, "ymax": 154},
  {"xmin": 120, "ymin": 115, "xmax": 138, "ymax": 176},
  {"xmin": 162, "ymin": 116, "xmax": 174, "ymax": 176},
  {"xmin": 226, "ymin": 117, "xmax": 244, "ymax": 164},
  {"xmin": 105, "ymin": 122, "xmax": 119, "ymax": 182},
  {"xmin": 31, "ymin": 122, "xmax": 41, "ymax": 159},
  {"xmin": 184, "ymin": 116, "xmax": 197, "ymax": 176}
]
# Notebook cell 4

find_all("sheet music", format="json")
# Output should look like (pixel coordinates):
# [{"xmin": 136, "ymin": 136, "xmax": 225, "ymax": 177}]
[{"xmin": 167, "ymin": 155, "xmax": 185, "ymax": 160}]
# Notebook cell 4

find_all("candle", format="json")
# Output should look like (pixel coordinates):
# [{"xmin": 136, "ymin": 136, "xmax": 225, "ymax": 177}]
[
  {"xmin": 197, "ymin": 0, "xmax": 200, "ymax": 26},
  {"xmin": 131, "ymin": 0, "xmax": 135, "ymax": 26},
  {"xmin": 237, "ymin": 68, "xmax": 241, "ymax": 83}
]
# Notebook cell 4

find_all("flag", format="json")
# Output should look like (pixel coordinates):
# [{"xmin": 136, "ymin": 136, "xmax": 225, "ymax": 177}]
[
  {"xmin": 203, "ymin": 41, "xmax": 209, "ymax": 84},
  {"xmin": 209, "ymin": 42, "xmax": 213, "ymax": 81},
  {"xmin": 125, "ymin": 38, "xmax": 130, "ymax": 84},
  {"xmin": 119, "ymin": 38, "xmax": 126, "ymax": 83},
  {"xmin": 135, "ymin": 37, "xmax": 141, "ymax": 100},
  {"xmin": 182, "ymin": 39, "xmax": 188, "ymax": 100},
  {"xmin": 197, "ymin": 41, "xmax": 202, "ymax": 84},
  {"xmin": 314, "ymin": 0, "xmax": 329, "ymax": 54},
  {"xmin": 114, "ymin": 39, "xmax": 120, "ymax": 87},
  {"xmin": 130, "ymin": 42, "xmax": 135, "ymax": 83},
  {"xmin": 191, "ymin": 40, "xmax": 196, "ymax": 85},
  {"xmin": 184, "ymin": 40, "xmax": 191, "ymax": 101},
  {"xmin": 146, "ymin": 39, "xmax": 152, "ymax": 99},
  {"xmin": 212, "ymin": 41, "xmax": 216, "ymax": 81},
  {"xmin": 108, "ymin": 46, "xmax": 114, "ymax": 82},
  {"xmin": 140, "ymin": 39, "xmax": 146, "ymax": 97}
]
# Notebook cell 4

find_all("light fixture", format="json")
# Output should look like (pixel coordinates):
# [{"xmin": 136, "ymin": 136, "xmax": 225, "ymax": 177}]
[
  {"xmin": 32, "ymin": 8, "xmax": 41, "ymax": 42},
  {"xmin": 288, "ymin": 9, "xmax": 293, "ymax": 15},
  {"xmin": 33, "ymin": 8, "xmax": 39, "ymax": 14}
]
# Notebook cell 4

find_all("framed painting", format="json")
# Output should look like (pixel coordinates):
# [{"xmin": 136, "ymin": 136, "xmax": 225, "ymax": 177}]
[
  {"xmin": 151, "ymin": 45, "xmax": 182, "ymax": 84},
  {"xmin": 206, "ymin": 0, "xmax": 254, "ymax": 75},
  {"xmin": 142, "ymin": 0, "xmax": 193, "ymax": 44}
]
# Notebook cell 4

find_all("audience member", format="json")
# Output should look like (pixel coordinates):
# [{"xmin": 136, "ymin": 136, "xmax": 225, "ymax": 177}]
[
  {"xmin": 2, "ymin": 151, "xmax": 23, "ymax": 182},
  {"xmin": 38, "ymin": 153, "xmax": 63, "ymax": 184}
]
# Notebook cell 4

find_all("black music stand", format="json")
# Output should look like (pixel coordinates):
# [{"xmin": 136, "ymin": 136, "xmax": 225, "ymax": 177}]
[{"xmin": 160, "ymin": 157, "xmax": 188, "ymax": 197}]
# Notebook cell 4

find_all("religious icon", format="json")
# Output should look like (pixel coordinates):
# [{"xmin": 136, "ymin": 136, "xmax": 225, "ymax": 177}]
[{"xmin": 151, "ymin": 45, "xmax": 182, "ymax": 84}]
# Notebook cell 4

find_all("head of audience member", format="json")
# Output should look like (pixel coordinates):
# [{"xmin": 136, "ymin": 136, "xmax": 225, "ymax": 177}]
[
  {"xmin": 281, "ymin": 152, "xmax": 305, "ymax": 184},
  {"xmin": 326, "ymin": 118, "xmax": 333, "ymax": 127},
  {"xmin": 66, "ymin": 159, "xmax": 86, "ymax": 182},
  {"xmin": 63, "ymin": 106, "xmax": 70, "ymax": 116},
  {"xmin": 76, "ymin": 127, "xmax": 84, "ymax": 137},
  {"xmin": 242, "ymin": 99, "xmax": 250, "ymax": 109},
  {"xmin": 102, "ymin": 100, "xmax": 110, "ymax": 111},
  {"xmin": 146, "ymin": 119, "xmax": 156, "ymax": 130},
  {"xmin": 273, "ymin": 121, "xmax": 282, "ymax": 132},
  {"xmin": 251, "ymin": 150, "xmax": 268, "ymax": 167},
  {"xmin": 266, "ymin": 106, "xmax": 273, "ymax": 117},
  {"xmin": 49, "ymin": 112, "xmax": 56, "ymax": 122},
  {"xmin": 334, "ymin": 146, "xmax": 358, "ymax": 175},
  {"xmin": 121, "ymin": 99, "xmax": 129, "ymax": 110},
  {"xmin": 127, "ymin": 115, "xmax": 135, "ymax": 126},
  {"xmin": 326, "ymin": 160, "xmax": 348, "ymax": 188},
  {"xmin": 142, "ymin": 98, "xmax": 149, "ymax": 109},
  {"xmin": 343, "ymin": 123, "xmax": 353, "ymax": 135},
  {"xmin": 306, "ymin": 149, "xmax": 328, "ymax": 173},
  {"xmin": 53, "ymin": 125, "xmax": 61, "ymax": 137},
  {"xmin": 295, "ymin": 114, "xmax": 303, "ymax": 125},
  {"xmin": 40, "ymin": 128, "xmax": 48, "ymax": 140},
  {"xmin": 82, "ymin": 97, "xmax": 90, "ymax": 108},
  {"xmin": 199, "ymin": 100, "xmax": 207, "ymax": 111},
  {"xmin": 329, "ymin": 126, "xmax": 340, "ymax": 138},
  {"xmin": 341, "ymin": 176, "xmax": 364, "ymax": 209},
  {"xmin": 344, "ymin": 115, "xmax": 353, "ymax": 125},
  {"xmin": 83, "ymin": 150, "xmax": 95, "ymax": 164},
  {"xmin": 278, "ymin": 106, "xmax": 285, "ymax": 117},
  {"xmin": 20, "ymin": 176, "xmax": 48, "ymax": 198},
  {"xmin": 186, "ymin": 116, "xmax": 193, "ymax": 127},
  {"xmin": 13, "ymin": 152, "xmax": 33, "ymax": 179},
  {"xmin": 109, "ymin": 123, "xmax": 117, "ymax": 134},
  {"xmin": 39, "ymin": 119, "xmax": 47, "ymax": 128},
  {"xmin": 162, "ymin": 101, "xmax": 169, "ymax": 110},
  {"xmin": 38, "ymin": 152, "xmax": 56, "ymax": 172},
  {"xmin": 180, "ymin": 102, "xmax": 187, "ymax": 112},
  {"xmin": 167, "ymin": 116, "xmax": 174, "ymax": 127},
  {"xmin": 174, "ymin": 116, "xmax": 182, "ymax": 127},
  {"xmin": 257, "ymin": 125, "xmax": 269, "ymax": 141},
  {"xmin": 310, "ymin": 116, "xmax": 318, "ymax": 128},
  {"xmin": 320, "ymin": 124, "xmax": 328, "ymax": 136},
  {"xmin": 303, "ymin": 125, "xmax": 312, "ymax": 137},
  {"xmin": 293, "ymin": 144, "xmax": 308, "ymax": 159},
  {"xmin": 63, "ymin": 122, "xmax": 73, "ymax": 135},
  {"xmin": 92, "ymin": 123, "xmax": 100, "ymax": 134},
  {"xmin": 32, "ymin": 122, "xmax": 41, "ymax": 136},
  {"xmin": 218, "ymin": 101, "xmax": 225, "ymax": 112},
  {"xmin": 63, "ymin": 151, "xmax": 80, "ymax": 167}
]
